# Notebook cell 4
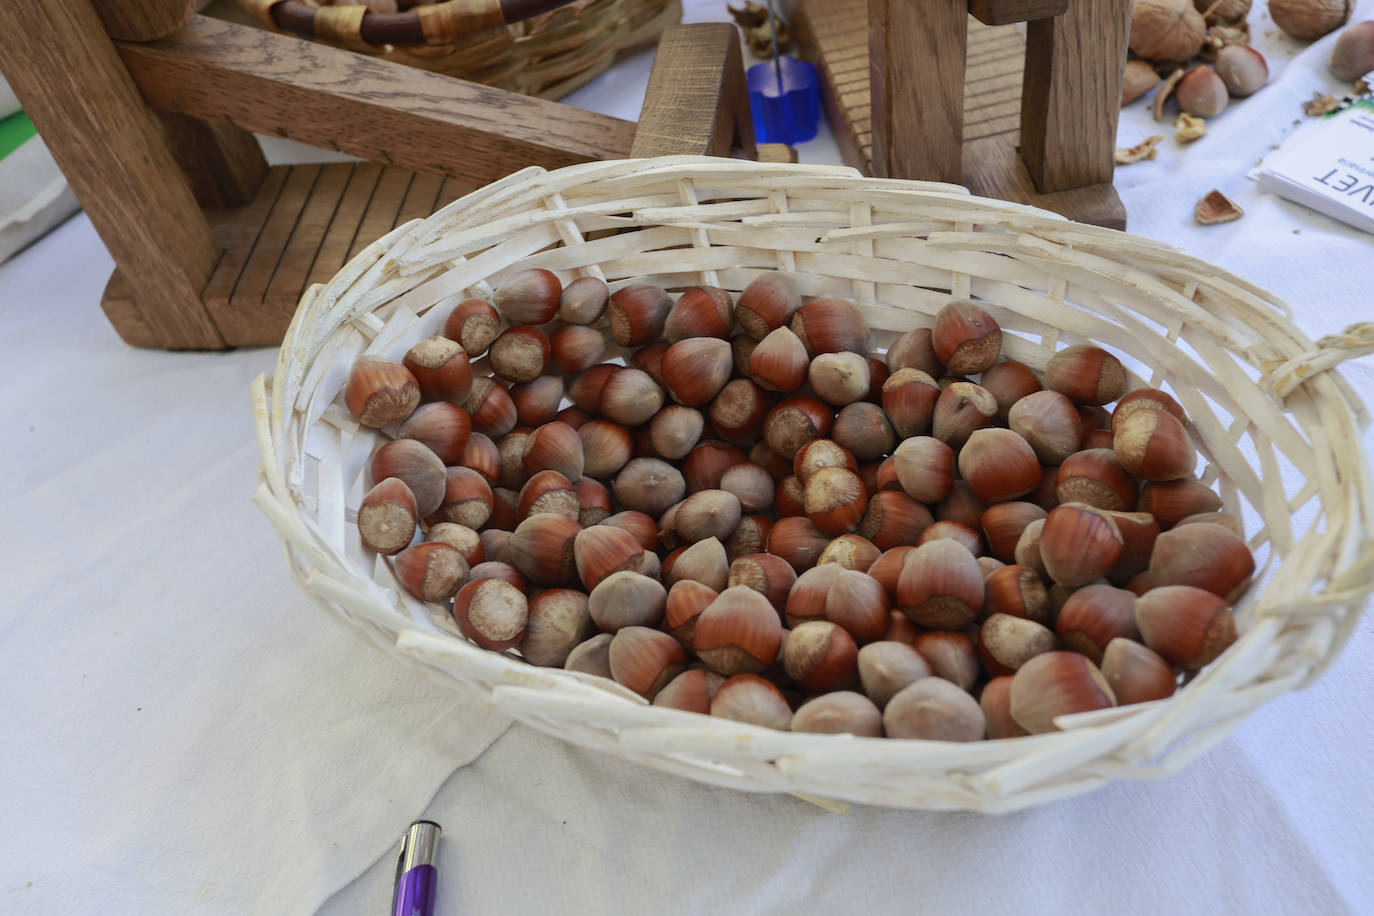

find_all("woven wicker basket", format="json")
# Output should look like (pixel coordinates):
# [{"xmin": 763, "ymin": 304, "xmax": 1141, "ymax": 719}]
[
  {"xmin": 251, "ymin": 158, "xmax": 1374, "ymax": 813},
  {"xmin": 238, "ymin": 0, "xmax": 681, "ymax": 100}
]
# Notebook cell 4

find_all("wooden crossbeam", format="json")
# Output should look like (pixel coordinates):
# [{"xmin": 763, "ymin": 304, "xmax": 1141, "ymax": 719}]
[{"xmin": 631, "ymin": 22, "xmax": 755, "ymax": 158}]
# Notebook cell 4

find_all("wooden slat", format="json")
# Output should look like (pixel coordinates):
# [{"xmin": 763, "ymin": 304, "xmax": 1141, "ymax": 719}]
[
  {"xmin": 630, "ymin": 23, "xmax": 754, "ymax": 159},
  {"xmin": 156, "ymin": 109, "xmax": 268, "ymax": 208},
  {"xmin": 231, "ymin": 164, "xmax": 322, "ymax": 311},
  {"xmin": 307, "ymin": 163, "xmax": 385, "ymax": 288},
  {"xmin": 870, "ymin": 0, "xmax": 966, "ymax": 183},
  {"xmin": 264, "ymin": 162, "xmax": 354, "ymax": 306},
  {"xmin": 118, "ymin": 15, "xmax": 638, "ymax": 185},
  {"xmin": 203, "ymin": 165, "xmax": 290, "ymax": 305},
  {"xmin": 349, "ymin": 168, "xmax": 414, "ymax": 259},
  {"xmin": 0, "ymin": 0, "xmax": 223, "ymax": 348},
  {"xmin": 969, "ymin": 0, "xmax": 1069, "ymax": 25},
  {"xmin": 1020, "ymin": 0, "xmax": 1131, "ymax": 192},
  {"xmin": 396, "ymin": 171, "xmax": 446, "ymax": 225}
]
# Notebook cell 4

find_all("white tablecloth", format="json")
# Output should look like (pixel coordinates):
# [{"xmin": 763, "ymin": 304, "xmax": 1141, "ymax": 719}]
[{"xmin": 2, "ymin": 2, "xmax": 1372, "ymax": 913}]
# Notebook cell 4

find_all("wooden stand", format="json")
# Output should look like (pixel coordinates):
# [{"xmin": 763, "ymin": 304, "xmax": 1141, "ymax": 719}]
[
  {"xmin": 788, "ymin": 0, "xmax": 1130, "ymax": 230},
  {"xmin": 0, "ymin": 0, "xmax": 761, "ymax": 349}
]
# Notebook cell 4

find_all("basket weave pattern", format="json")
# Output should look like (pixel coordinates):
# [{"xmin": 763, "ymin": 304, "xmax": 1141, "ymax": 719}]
[
  {"xmin": 252, "ymin": 159, "xmax": 1374, "ymax": 812},
  {"xmin": 239, "ymin": 0, "xmax": 681, "ymax": 100}
]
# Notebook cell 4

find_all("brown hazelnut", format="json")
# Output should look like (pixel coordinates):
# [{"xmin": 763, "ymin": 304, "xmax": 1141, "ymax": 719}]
[
  {"xmin": 664, "ymin": 579, "xmax": 717, "ymax": 647},
  {"xmin": 892, "ymin": 436, "xmax": 955, "ymax": 504},
  {"xmin": 608, "ymin": 284, "xmax": 673, "ymax": 347},
  {"xmin": 1056, "ymin": 448, "xmax": 1138, "ymax": 510},
  {"xmin": 857, "ymin": 641, "xmax": 934, "ymax": 708},
  {"xmin": 558, "ymin": 276, "xmax": 609, "ymax": 325},
  {"xmin": 608, "ymin": 626, "xmax": 688, "ymax": 700},
  {"xmin": 1008, "ymin": 390, "xmax": 1083, "ymax": 465},
  {"xmin": 982, "ymin": 564, "xmax": 1051, "ymax": 624},
  {"xmin": 393, "ymin": 541, "xmax": 468, "ymax": 603},
  {"xmin": 958, "ymin": 428, "xmax": 1041, "ymax": 504},
  {"xmin": 458, "ymin": 432, "xmax": 500, "ymax": 486},
  {"xmin": 683, "ymin": 441, "xmax": 748, "ymax": 493},
  {"xmin": 791, "ymin": 298, "xmax": 868, "ymax": 356},
  {"xmin": 1137, "ymin": 477, "xmax": 1224, "ymax": 527},
  {"xmin": 981, "ymin": 676, "xmax": 1029, "ymax": 739},
  {"xmin": 443, "ymin": 299, "xmax": 499, "ymax": 358},
  {"xmin": 809, "ymin": 352, "xmax": 871, "ymax": 405},
  {"xmin": 489, "ymin": 325, "xmax": 551, "ymax": 383},
  {"xmin": 774, "ymin": 475, "xmax": 806, "ymax": 518},
  {"xmin": 793, "ymin": 438, "xmax": 858, "ymax": 483},
  {"xmin": 1040, "ymin": 503, "xmax": 1124, "ymax": 587},
  {"xmin": 1013, "ymin": 517, "xmax": 1048, "ymax": 580},
  {"xmin": 508, "ymin": 512, "xmax": 581, "ymax": 585},
  {"xmin": 1045, "ymin": 345, "xmax": 1126, "ymax": 406},
  {"xmin": 522, "ymin": 421, "xmax": 584, "ymax": 482},
  {"xmin": 735, "ymin": 273, "xmax": 802, "ymax": 340},
  {"xmin": 371, "ymin": 438, "xmax": 446, "ymax": 518},
  {"xmin": 1215, "ymin": 44, "xmax": 1268, "ymax": 96},
  {"xmin": 917, "ymin": 520, "xmax": 983, "ymax": 556},
  {"xmin": 599, "ymin": 368, "xmax": 664, "ymax": 426},
  {"xmin": 883, "ymin": 678, "xmax": 986, "ymax": 741},
  {"xmin": 784, "ymin": 620, "xmax": 860, "ymax": 691},
  {"xmin": 719, "ymin": 463, "xmax": 776, "ymax": 513},
  {"xmin": 599, "ymin": 510, "xmax": 660, "ymax": 551},
  {"xmin": 665, "ymin": 536, "xmax": 730, "ymax": 591},
  {"xmin": 426, "ymin": 522, "xmax": 483, "ymax": 566},
  {"xmin": 1103, "ymin": 510, "xmax": 1161, "ymax": 585},
  {"xmin": 1135, "ymin": 585, "xmax": 1237, "ymax": 669},
  {"xmin": 403, "ymin": 336, "xmax": 473, "ymax": 404},
  {"xmin": 980, "ymin": 502, "xmax": 1048, "ymax": 564},
  {"xmin": 567, "ymin": 364, "xmax": 618, "ymax": 413},
  {"xmin": 653, "ymin": 668, "xmax": 725, "ymax": 713},
  {"xmin": 1148, "ymin": 523, "xmax": 1255, "ymax": 601},
  {"xmin": 932, "ymin": 300, "xmax": 1002, "ymax": 374},
  {"xmin": 1009, "ymin": 651, "xmax": 1115, "ymax": 734},
  {"xmin": 766, "ymin": 516, "xmax": 832, "ymax": 572},
  {"xmin": 573, "ymin": 524, "xmax": 647, "ymax": 591},
  {"xmin": 727, "ymin": 553, "xmax": 798, "ymax": 612},
  {"xmin": 648, "ymin": 406, "xmax": 705, "ymax": 461},
  {"xmin": 510, "ymin": 376, "xmax": 565, "ymax": 427},
  {"xmin": 588, "ymin": 570, "xmax": 667, "ymax": 633},
  {"xmin": 613, "ymin": 458, "xmax": 686, "ymax": 516},
  {"xmin": 980, "ymin": 360, "xmax": 1042, "ymax": 420},
  {"xmin": 977, "ymin": 613, "xmax": 1056, "ymax": 676},
  {"xmin": 453, "ymin": 578, "xmax": 527, "ymax": 650},
  {"xmin": 932, "ymin": 381, "xmax": 998, "ymax": 449},
  {"xmin": 1330, "ymin": 19, "xmax": 1374, "ymax": 81},
  {"xmin": 1100, "ymin": 638, "xmax": 1177, "ymax": 705},
  {"xmin": 676, "ymin": 489, "xmax": 743, "ymax": 543},
  {"xmin": 664, "ymin": 286, "xmax": 735, "ymax": 342},
  {"xmin": 549, "ymin": 325, "xmax": 606, "ymax": 375},
  {"xmin": 748, "ymin": 326, "xmax": 810, "ymax": 393},
  {"xmin": 662, "ymin": 338, "xmax": 734, "ymax": 406},
  {"xmin": 885, "ymin": 327, "xmax": 943, "ymax": 376},
  {"xmin": 494, "ymin": 268, "xmax": 560, "ymax": 324},
  {"xmin": 817, "ymin": 533, "xmax": 881, "ymax": 571},
  {"xmin": 726, "ymin": 514, "xmax": 772, "ymax": 563},
  {"xmin": 803, "ymin": 467, "xmax": 868, "ymax": 535},
  {"xmin": 859, "ymin": 491, "xmax": 935, "ymax": 550},
  {"xmin": 792, "ymin": 691, "xmax": 884, "ymax": 736},
  {"xmin": 1055, "ymin": 584, "xmax": 1141, "ymax": 664},
  {"xmin": 763, "ymin": 396, "xmax": 834, "ymax": 459},
  {"xmin": 694, "ymin": 585, "xmax": 785, "ymax": 675},
  {"xmin": 896, "ymin": 539, "xmax": 985, "ymax": 629},
  {"xmin": 881, "ymin": 367, "xmax": 941, "ymax": 438},
  {"xmin": 936, "ymin": 480, "xmax": 987, "ymax": 530},
  {"xmin": 578, "ymin": 420, "xmax": 633, "ymax": 479},
  {"xmin": 1114, "ymin": 409, "xmax": 1195, "ymax": 481},
  {"xmin": 358, "ymin": 477, "xmax": 417, "ymax": 555},
  {"xmin": 345, "ymin": 356, "xmax": 419, "ymax": 428},
  {"xmin": 469, "ymin": 559, "xmax": 523, "ymax": 589},
  {"xmin": 521, "ymin": 587, "xmax": 592, "ymax": 663},
  {"xmin": 710, "ymin": 674, "xmax": 793, "ymax": 730},
  {"xmin": 488, "ymin": 490, "xmax": 519, "ymax": 532},
  {"xmin": 462, "ymin": 378, "xmax": 517, "ymax": 438},
  {"xmin": 832, "ymin": 402, "xmax": 895, "ymax": 461},
  {"xmin": 1111, "ymin": 387, "xmax": 1188, "ymax": 434},
  {"xmin": 1176, "ymin": 65, "xmax": 1229, "ymax": 116},
  {"xmin": 517, "ymin": 469, "xmax": 578, "ymax": 520},
  {"xmin": 914, "ymin": 631, "xmax": 980, "ymax": 692},
  {"xmin": 564, "ymin": 633, "xmax": 614, "ymax": 679},
  {"xmin": 710, "ymin": 379, "xmax": 771, "ymax": 444}
]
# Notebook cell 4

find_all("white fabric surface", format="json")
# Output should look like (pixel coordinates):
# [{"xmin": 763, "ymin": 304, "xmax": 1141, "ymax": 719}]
[{"xmin": 1, "ymin": 2, "xmax": 1371, "ymax": 914}]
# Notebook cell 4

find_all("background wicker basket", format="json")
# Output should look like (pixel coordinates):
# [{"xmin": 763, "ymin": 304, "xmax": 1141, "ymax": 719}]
[
  {"xmin": 252, "ymin": 158, "xmax": 1374, "ymax": 813},
  {"xmin": 237, "ymin": 0, "xmax": 682, "ymax": 99}
]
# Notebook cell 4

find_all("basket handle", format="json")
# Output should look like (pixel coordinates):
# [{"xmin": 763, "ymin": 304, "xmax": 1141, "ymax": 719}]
[
  {"xmin": 255, "ymin": 0, "xmax": 579, "ymax": 47},
  {"xmin": 1263, "ymin": 321, "xmax": 1374, "ymax": 400}
]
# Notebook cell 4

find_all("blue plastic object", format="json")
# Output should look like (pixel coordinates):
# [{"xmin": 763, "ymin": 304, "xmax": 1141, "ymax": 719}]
[{"xmin": 746, "ymin": 56, "xmax": 821, "ymax": 146}]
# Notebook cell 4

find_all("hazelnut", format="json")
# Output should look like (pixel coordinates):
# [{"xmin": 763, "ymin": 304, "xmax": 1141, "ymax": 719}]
[
  {"xmin": 885, "ymin": 327, "xmax": 943, "ymax": 376},
  {"xmin": 1215, "ymin": 45, "xmax": 1268, "ymax": 97},
  {"xmin": 653, "ymin": 669, "xmax": 725, "ymax": 713},
  {"xmin": 735, "ymin": 273, "xmax": 802, "ymax": 340},
  {"xmin": 1130, "ymin": 0, "xmax": 1206, "ymax": 62},
  {"xmin": 791, "ymin": 298, "xmax": 868, "ymax": 356},
  {"xmin": 726, "ymin": 514, "xmax": 772, "ymax": 563},
  {"xmin": 1045, "ymin": 345, "xmax": 1126, "ymax": 406},
  {"xmin": 883, "ymin": 610, "xmax": 922, "ymax": 643},
  {"xmin": 403, "ymin": 336, "xmax": 473, "ymax": 404},
  {"xmin": 748, "ymin": 326, "xmax": 810, "ymax": 392},
  {"xmin": 608, "ymin": 284, "xmax": 673, "ymax": 347},
  {"xmin": 1013, "ymin": 517, "xmax": 1048, "ymax": 580},
  {"xmin": 1175, "ymin": 66, "xmax": 1229, "ymax": 116},
  {"xmin": 932, "ymin": 301, "xmax": 1002, "ymax": 374},
  {"xmin": 371, "ymin": 438, "xmax": 446, "ymax": 518},
  {"xmin": 980, "ymin": 360, "xmax": 1042, "ymax": 420},
  {"xmin": 564, "ymin": 633, "xmax": 614, "ymax": 679},
  {"xmin": 510, "ymin": 376, "xmax": 565, "ymax": 427},
  {"xmin": 489, "ymin": 325, "xmax": 551, "ymax": 383},
  {"xmin": 1330, "ymin": 20, "xmax": 1374, "ymax": 81},
  {"xmin": 710, "ymin": 674, "xmax": 793, "ymax": 730},
  {"xmin": 345, "ymin": 356, "xmax": 419, "ymax": 428},
  {"xmin": 578, "ymin": 420, "xmax": 633, "ymax": 479},
  {"xmin": 867, "ymin": 546, "xmax": 913, "ymax": 600},
  {"xmin": 792, "ymin": 691, "xmax": 884, "ymax": 736},
  {"xmin": 982, "ymin": 564, "xmax": 1051, "ymax": 624},
  {"xmin": 648, "ymin": 406, "xmax": 705, "ymax": 461},
  {"xmin": 727, "ymin": 553, "xmax": 798, "ymax": 612},
  {"xmin": 857, "ymin": 641, "xmax": 934, "ymax": 709},
  {"xmin": 393, "ymin": 541, "xmax": 468, "ymax": 603},
  {"xmin": 549, "ymin": 326, "xmax": 606, "ymax": 375},
  {"xmin": 608, "ymin": 627, "xmax": 688, "ymax": 700},
  {"xmin": 662, "ymin": 337, "xmax": 734, "ymax": 406},
  {"xmin": 558, "ymin": 276, "xmax": 609, "ymax": 325},
  {"xmin": 774, "ymin": 475, "xmax": 806, "ymax": 518},
  {"xmin": 1114, "ymin": 410, "xmax": 1195, "ymax": 481},
  {"xmin": 469, "ymin": 559, "xmax": 523, "ymax": 589},
  {"xmin": 453, "ymin": 578, "xmax": 527, "ymax": 650},
  {"xmin": 817, "ymin": 533, "xmax": 881, "ymax": 571},
  {"xmin": 458, "ymin": 432, "xmax": 500, "ymax": 485},
  {"xmin": 599, "ymin": 368, "xmax": 664, "ymax": 426},
  {"xmin": 763, "ymin": 396, "xmax": 834, "ymax": 459},
  {"xmin": 664, "ymin": 286, "xmax": 735, "ymax": 342},
  {"xmin": 883, "ymin": 678, "xmax": 986, "ymax": 741},
  {"xmin": 613, "ymin": 458, "xmax": 686, "ymax": 516},
  {"xmin": 665, "ymin": 536, "xmax": 730, "ymax": 591},
  {"xmin": 494, "ymin": 268, "xmax": 560, "ymax": 324},
  {"xmin": 766, "ymin": 516, "xmax": 832, "ymax": 572},
  {"xmin": 980, "ymin": 676, "xmax": 1029, "ymax": 739},
  {"xmin": 978, "ymin": 556, "xmax": 1006, "ymax": 577},
  {"xmin": 1041, "ymin": 503, "xmax": 1124, "ymax": 587},
  {"xmin": 957, "ymin": 428, "xmax": 1041, "ymax": 504},
  {"xmin": 793, "ymin": 438, "xmax": 858, "ymax": 483},
  {"xmin": 932, "ymin": 381, "xmax": 998, "ymax": 449},
  {"xmin": 1007, "ymin": 390, "xmax": 1083, "ymax": 465},
  {"xmin": 1175, "ymin": 511, "xmax": 1242, "ymax": 534},
  {"xmin": 936, "ymin": 480, "xmax": 987, "ymax": 530},
  {"xmin": 443, "ymin": 299, "xmax": 499, "ymax": 357},
  {"xmin": 1137, "ymin": 477, "xmax": 1224, "ymax": 527},
  {"xmin": 710, "ymin": 379, "xmax": 771, "ymax": 444},
  {"xmin": 1122, "ymin": 59, "xmax": 1164, "ymax": 106},
  {"xmin": 462, "ymin": 378, "xmax": 517, "ymax": 438},
  {"xmin": 426, "ymin": 522, "xmax": 483, "ymax": 566},
  {"xmin": 914, "ymin": 631, "xmax": 981, "ymax": 692},
  {"xmin": 1101, "ymin": 638, "xmax": 1177, "ymax": 705},
  {"xmin": 675, "ymin": 489, "xmax": 743, "ymax": 543},
  {"xmin": 892, "ymin": 436, "xmax": 955, "ymax": 504},
  {"xmin": 881, "ymin": 368, "xmax": 941, "ymax": 437},
  {"xmin": 1009, "ymin": 651, "xmax": 1115, "ymax": 733},
  {"xmin": 1056, "ymin": 448, "xmax": 1138, "ymax": 510},
  {"xmin": 833, "ymin": 402, "xmax": 895, "ymax": 461},
  {"xmin": 1135, "ymin": 585, "xmax": 1237, "ymax": 669},
  {"xmin": 599, "ymin": 510, "xmax": 660, "ymax": 551},
  {"xmin": 588, "ymin": 570, "xmax": 667, "ymax": 633},
  {"xmin": 896, "ymin": 539, "xmax": 985, "ymax": 629},
  {"xmin": 977, "ymin": 613, "xmax": 1056, "ymax": 676},
  {"xmin": 573, "ymin": 524, "xmax": 647, "ymax": 590},
  {"xmin": 1148, "ymin": 523, "xmax": 1255, "ymax": 600},
  {"xmin": 508, "ymin": 512, "xmax": 581, "ymax": 585},
  {"xmin": 664, "ymin": 579, "xmax": 717, "ymax": 647},
  {"xmin": 719, "ymin": 463, "xmax": 776, "ymax": 513},
  {"xmin": 917, "ymin": 520, "xmax": 983, "ymax": 556},
  {"xmin": 980, "ymin": 502, "xmax": 1048, "ymax": 563},
  {"xmin": 497, "ymin": 429, "xmax": 535, "ymax": 491},
  {"xmin": 358, "ymin": 477, "xmax": 418, "ymax": 555},
  {"xmin": 731, "ymin": 333, "xmax": 759, "ymax": 378},
  {"xmin": 683, "ymin": 441, "xmax": 748, "ymax": 493},
  {"xmin": 784, "ymin": 620, "xmax": 860, "ymax": 691},
  {"xmin": 784, "ymin": 563, "xmax": 841, "ymax": 627},
  {"xmin": 487, "ymin": 490, "xmax": 519, "ymax": 532},
  {"xmin": 1112, "ymin": 387, "xmax": 1188, "ymax": 434},
  {"xmin": 516, "ymin": 469, "xmax": 578, "ymax": 520},
  {"xmin": 522, "ymin": 421, "xmax": 584, "ymax": 482},
  {"xmin": 809, "ymin": 352, "xmax": 871, "ymax": 405},
  {"xmin": 1270, "ymin": 0, "xmax": 1352, "ymax": 41},
  {"xmin": 1103, "ymin": 509, "xmax": 1161, "ymax": 585},
  {"xmin": 803, "ymin": 466, "xmax": 868, "ymax": 535},
  {"xmin": 516, "ymin": 588, "xmax": 593, "ymax": 667},
  {"xmin": 859, "ymin": 491, "xmax": 935, "ymax": 550},
  {"xmin": 1056, "ymin": 584, "xmax": 1141, "ymax": 664},
  {"xmin": 567, "ymin": 364, "xmax": 618, "ymax": 412},
  {"xmin": 694, "ymin": 585, "xmax": 785, "ymax": 676}
]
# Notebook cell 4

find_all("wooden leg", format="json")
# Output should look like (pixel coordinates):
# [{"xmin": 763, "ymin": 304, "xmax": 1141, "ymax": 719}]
[
  {"xmin": 869, "ymin": 0, "xmax": 966, "ymax": 183},
  {"xmin": 0, "ymin": 0, "xmax": 224, "ymax": 348},
  {"xmin": 1020, "ymin": 0, "xmax": 1132, "ymax": 192},
  {"xmin": 156, "ymin": 110, "xmax": 269, "ymax": 208},
  {"xmin": 968, "ymin": 0, "xmax": 1069, "ymax": 25},
  {"xmin": 631, "ymin": 23, "xmax": 756, "ymax": 158}
]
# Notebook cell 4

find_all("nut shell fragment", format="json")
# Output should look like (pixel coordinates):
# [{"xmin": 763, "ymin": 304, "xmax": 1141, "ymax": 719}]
[{"xmin": 1194, "ymin": 189, "xmax": 1243, "ymax": 225}]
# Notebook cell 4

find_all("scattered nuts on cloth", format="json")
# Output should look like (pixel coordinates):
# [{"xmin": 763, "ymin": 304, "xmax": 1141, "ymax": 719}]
[
  {"xmin": 1195, "ymin": 189, "xmax": 1245, "ymax": 224},
  {"xmin": 1116, "ymin": 135, "xmax": 1167, "ymax": 163}
]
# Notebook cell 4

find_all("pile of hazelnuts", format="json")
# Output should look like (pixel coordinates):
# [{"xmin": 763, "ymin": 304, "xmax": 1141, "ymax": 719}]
[{"xmin": 344, "ymin": 268, "xmax": 1254, "ymax": 740}]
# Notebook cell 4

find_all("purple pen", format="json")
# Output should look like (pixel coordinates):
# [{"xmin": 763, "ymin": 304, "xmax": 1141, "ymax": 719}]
[{"xmin": 391, "ymin": 820, "xmax": 441, "ymax": 916}]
